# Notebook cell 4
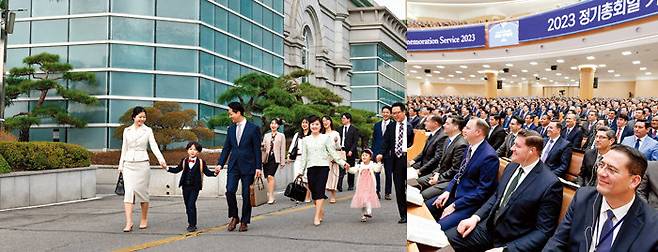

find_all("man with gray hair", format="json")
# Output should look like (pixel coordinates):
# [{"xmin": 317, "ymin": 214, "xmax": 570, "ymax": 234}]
[{"xmin": 562, "ymin": 113, "xmax": 584, "ymax": 149}]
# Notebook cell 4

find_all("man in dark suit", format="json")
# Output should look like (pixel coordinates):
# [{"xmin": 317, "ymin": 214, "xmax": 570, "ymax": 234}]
[
  {"xmin": 376, "ymin": 102, "xmax": 414, "ymax": 223},
  {"xmin": 425, "ymin": 118, "xmax": 499, "ymax": 231},
  {"xmin": 216, "ymin": 102, "xmax": 262, "ymax": 232},
  {"xmin": 578, "ymin": 127, "xmax": 615, "ymax": 186},
  {"xmin": 615, "ymin": 114, "xmax": 633, "ymax": 144},
  {"xmin": 537, "ymin": 114, "xmax": 551, "ymax": 139},
  {"xmin": 417, "ymin": 116, "xmax": 468, "ymax": 199},
  {"xmin": 606, "ymin": 110, "xmax": 618, "ymax": 132},
  {"xmin": 502, "ymin": 108, "xmax": 513, "ymax": 130},
  {"xmin": 497, "ymin": 116, "xmax": 522, "ymax": 158},
  {"xmin": 371, "ymin": 106, "xmax": 392, "ymax": 200},
  {"xmin": 522, "ymin": 114, "xmax": 538, "ymax": 132},
  {"xmin": 338, "ymin": 113, "xmax": 359, "ymax": 191},
  {"xmin": 543, "ymin": 145, "xmax": 658, "ymax": 251},
  {"xmin": 487, "ymin": 114, "xmax": 507, "ymax": 150},
  {"xmin": 562, "ymin": 114, "xmax": 584, "ymax": 149},
  {"xmin": 446, "ymin": 130, "xmax": 563, "ymax": 251},
  {"xmin": 408, "ymin": 108, "xmax": 421, "ymax": 129},
  {"xmin": 541, "ymin": 121, "xmax": 572, "ymax": 177},
  {"xmin": 411, "ymin": 115, "xmax": 446, "ymax": 178}
]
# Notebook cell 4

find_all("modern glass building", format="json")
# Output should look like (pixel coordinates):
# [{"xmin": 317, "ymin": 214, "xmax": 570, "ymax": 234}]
[
  {"xmin": 6, "ymin": 0, "xmax": 285, "ymax": 149},
  {"xmin": 350, "ymin": 43, "xmax": 405, "ymax": 112}
]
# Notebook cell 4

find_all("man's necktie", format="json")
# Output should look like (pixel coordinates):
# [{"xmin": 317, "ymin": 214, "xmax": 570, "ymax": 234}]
[
  {"xmin": 635, "ymin": 138, "xmax": 641, "ymax": 149},
  {"xmin": 597, "ymin": 210, "xmax": 615, "ymax": 252},
  {"xmin": 395, "ymin": 122, "xmax": 404, "ymax": 157},
  {"xmin": 454, "ymin": 147, "xmax": 473, "ymax": 184},
  {"xmin": 236, "ymin": 124, "xmax": 243, "ymax": 146},
  {"xmin": 541, "ymin": 139, "xmax": 554, "ymax": 162},
  {"xmin": 495, "ymin": 167, "xmax": 525, "ymax": 221}
]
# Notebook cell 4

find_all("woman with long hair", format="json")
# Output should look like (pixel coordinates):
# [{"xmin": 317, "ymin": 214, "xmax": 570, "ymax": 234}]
[
  {"xmin": 289, "ymin": 117, "xmax": 311, "ymax": 202},
  {"xmin": 321, "ymin": 115, "xmax": 343, "ymax": 204}
]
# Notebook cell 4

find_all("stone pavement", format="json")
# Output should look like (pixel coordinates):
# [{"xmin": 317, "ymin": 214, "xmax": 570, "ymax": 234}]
[{"xmin": 0, "ymin": 190, "xmax": 405, "ymax": 251}]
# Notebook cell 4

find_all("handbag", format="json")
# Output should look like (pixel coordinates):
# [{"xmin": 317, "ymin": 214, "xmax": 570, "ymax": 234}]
[
  {"xmin": 284, "ymin": 174, "xmax": 307, "ymax": 202},
  {"xmin": 250, "ymin": 175, "xmax": 268, "ymax": 207},
  {"xmin": 115, "ymin": 172, "xmax": 125, "ymax": 196}
]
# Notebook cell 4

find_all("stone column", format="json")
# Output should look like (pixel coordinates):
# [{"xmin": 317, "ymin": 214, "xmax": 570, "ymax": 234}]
[
  {"xmin": 578, "ymin": 65, "xmax": 596, "ymax": 100},
  {"xmin": 484, "ymin": 70, "xmax": 498, "ymax": 98}
]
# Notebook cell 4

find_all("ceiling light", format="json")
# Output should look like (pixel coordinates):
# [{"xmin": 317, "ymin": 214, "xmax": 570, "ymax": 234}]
[
  {"xmin": 570, "ymin": 79, "xmax": 576, "ymax": 82},
  {"xmin": 510, "ymin": 80, "xmax": 515, "ymax": 83},
  {"xmin": 460, "ymin": 65, "xmax": 468, "ymax": 69},
  {"xmin": 469, "ymin": 74, "xmax": 476, "ymax": 78},
  {"xmin": 455, "ymin": 71, "xmax": 463, "ymax": 74},
  {"xmin": 586, "ymin": 56, "xmax": 595, "ymax": 60},
  {"xmin": 622, "ymin": 51, "xmax": 632, "ymax": 56},
  {"xmin": 549, "ymin": 80, "xmax": 554, "ymax": 82},
  {"xmin": 482, "ymin": 64, "xmax": 490, "ymax": 68},
  {"xmin": 409, "ymin": 70, "xmax": 418, "ymax": 73},
  {"xmin": 542, "ymin": 77, "xmax": 548, "ymax": 80},
  {"xmin": 413, "ymin": 65, "xmax": 422, "ymax": 69},
  {"xmin": 646, "ymin": 72, "xmax": 652, "ymax": 75},
  {"xmin": 608, "ymin": 70, "xmax": 615, "ymax": 73},
  {"xmin": 439, "ymin": 77, "xmax": 445, "ymax": 80},
  {"xmin": 460, "ymin": 77, "xmax": 466, "ymax": 80},
  {"xmin": 570, "ymin": 66, "xmax": 577, "ymax": 70},
  {"xmin": 614, "ymin": 74, "xmax": 621, "ymax": 77},
  {"xmin": 598, "ymin": 64, "xmax": 606, "ymax": 68},
  {"xmin": 505, "ymin": 63, "xmax": 513, "ymax": 67},
  {"xmin": 522, "ymin": 77, "xmax": 527, "ymax": 80},
  {"xmin": 521, "ymin": 69, "xmax": 528, "ymax": 73},
  {"xmin": 433, "ymin": 70, "xmax": 441, "ymax": 74},
  {"xmin": 415, "ymin": 76, "xmax": 421, "ymax": 79},
  {"xmin": 500, "ymin": 77, "xmax": 506, "ymax": 80},
  {"xmin": 533, "ymin": 74, "xmax": 539, "ymax": 77},
  {"xmin": 512, "ymin": 74, "xmax": 517, "ymax": 77},
  {"xmin": 448, "ymin": 74, "xmax": 454, "ymax": 77},
  {"xmin": 564, "ymin": 77, "xmax": 569, "ymax": 79},
  {"xmin": 556, "ymin": 59, "xmax": 565, "ymax": 63},
  {"xmin": 426, "ymin": 74, "xmax": 432, "ymax": 77},
  {"xmin": 633, "ymin": 60, "xmax": 641, "ymax": 64},
  {"xmin": 436, "ymin": 65, "xmax": 445, "ymax": 69},
  {"xmin": 556, "ymin": 73, "xmax": 562, "ymax": 76},
  {"xmin": 545, "ymin": 68, "xmax": 551, "ymax": 71},
  {"xmin": 640, "ymin": 67, "xmax": 647, "ymax": 71},
  {"xmin": 530, "ymin": 62, "xmax": 538, "ymax": 65}
]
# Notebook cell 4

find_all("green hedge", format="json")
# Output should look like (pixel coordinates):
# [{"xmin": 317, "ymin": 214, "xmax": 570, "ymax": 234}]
[
  {"xmin": 0, "ymin": 142, "xmax": 91, "ymax": 171},
  {"xmin": 0, "ymin": 154, "xmax": 10, "ymax": 174}
]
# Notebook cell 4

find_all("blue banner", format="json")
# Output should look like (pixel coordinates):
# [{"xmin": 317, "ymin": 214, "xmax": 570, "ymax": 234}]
[
  {"xmin": 488, "ymin": 21, "xmax": 520, "ymax": 47},
  {"xmin": 407, "ymin": 25, "xmax": 486, "ymax": 51},
  {"xmin": 519, "ymin": 0, "xmax": 658, "ymax": 42}
]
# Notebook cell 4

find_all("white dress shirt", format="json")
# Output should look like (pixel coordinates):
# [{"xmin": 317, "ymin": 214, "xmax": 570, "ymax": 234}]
[
  {"xmin": 236, "ymin": 118, "xmax": 246, "ymax": 145},
  {"xmin": 469, "ymin": 139, "xmax": 485, "ymax": 159},
  {"xmin": 498, "ymin": 159, "xmax": 539, "ymax": 207},
  {"xmin": 589, "ymin": 196, "xmax": 635, "ymax": 252}
]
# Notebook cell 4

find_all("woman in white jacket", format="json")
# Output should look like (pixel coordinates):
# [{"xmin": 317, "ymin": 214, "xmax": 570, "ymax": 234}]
[{"xmin": 118, "ymin": 106, "xmax": 167, "ymax": 232}]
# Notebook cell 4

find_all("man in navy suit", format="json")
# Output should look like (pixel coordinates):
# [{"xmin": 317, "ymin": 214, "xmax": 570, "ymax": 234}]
[
  {"xmin": 376, "ymin": 102, "xmax": 414, "ymax": 223},
  {"xmin": 614, "ymin": 114, "xmax": 633, "ymax": 144},
  {"xmin": 425, "ymin": 118, "xmax": 499, "ymax": 231},
  {"xmin": 216, "ymin": 102, "xmax": 262, "ymax": 232},
  {"xmin": 371, "ymin": 105, "xmax": 392, "ymax": 200},
  {"xmin": 606, "ymin": 110, "xmax": 618, "ymax": 133},
  {"xmin": 562, "ymin": 114, "xmax": 584, "ymax": 149},
  {"xmin": 542, "ymin": 121, "xmax": 572, "ymax": 177},
  {"xmin": 543, "ymin": 145, "xmax": 658, "ymax": 251},
  {"xmin": 446, "ymin": 130, "xmax": 563, "ymax": 251}
]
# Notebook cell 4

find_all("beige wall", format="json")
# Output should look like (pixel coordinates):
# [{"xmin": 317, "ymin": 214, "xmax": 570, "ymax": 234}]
[{"xmin": 415, "ymin": 80, "xmax": 657, "ymax": 98}]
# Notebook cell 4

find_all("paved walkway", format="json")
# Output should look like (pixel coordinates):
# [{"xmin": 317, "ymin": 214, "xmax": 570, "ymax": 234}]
[{"xmin": 0, "ymin": 190, "xmax": 405, "ymax": 251}]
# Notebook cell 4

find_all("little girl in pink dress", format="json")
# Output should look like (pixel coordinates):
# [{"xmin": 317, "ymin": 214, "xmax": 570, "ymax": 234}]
[{"xmin": 347, "ymin": 149, "xmax": 382, "ymax": 222}]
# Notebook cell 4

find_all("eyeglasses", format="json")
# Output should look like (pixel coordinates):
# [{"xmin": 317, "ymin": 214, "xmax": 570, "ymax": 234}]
[{"xmin": 596, "ymin": 161, "xmax": 626, "ymax": 177}]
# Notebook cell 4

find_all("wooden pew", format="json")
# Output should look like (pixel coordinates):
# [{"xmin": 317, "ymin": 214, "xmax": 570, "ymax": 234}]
[
  {"xmin": 498, "ymin": 157, "xmax": 511, "ymax": 181},
  {"xmin": 564, "ymin": 149, "xmax": 585, "ymax": 182},
  {"xmin": 408, "ymin": 129, "xmax": 428, "ymax": 162},
  {"xmin": 560, "ymin": 183, "xmax": 578, "ymax": 222}
]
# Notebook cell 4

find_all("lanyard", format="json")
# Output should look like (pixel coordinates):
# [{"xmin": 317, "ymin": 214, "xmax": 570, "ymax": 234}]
[{"xmin": 593, "ymin": 215, "xmax": 626, "ymax": 251}]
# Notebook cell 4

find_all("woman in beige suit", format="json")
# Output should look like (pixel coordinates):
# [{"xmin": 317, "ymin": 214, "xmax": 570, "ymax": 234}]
[
  {"xmin": 261, "ymin": 118, "xmax": 286, "ymax": 204},
  {"xmin": 118, "ymin": 106, "xmax": 167, "ymax": 232}
]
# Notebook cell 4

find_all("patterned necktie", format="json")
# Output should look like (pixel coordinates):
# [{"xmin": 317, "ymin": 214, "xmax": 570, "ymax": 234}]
[
  {"xmin": 541, "ymin": 139, "xmax": 555, "ymax": 162},
  {"xmin": 395, "ymin": 122, "xmax": 404, "ymax": 157},
  {"xmin": 597, "ymin": 210, "xmax": 615, "ymax": 252},
  {"xmin": 454, "ymin": 147, "xmax": 473, "ymax": 184}
]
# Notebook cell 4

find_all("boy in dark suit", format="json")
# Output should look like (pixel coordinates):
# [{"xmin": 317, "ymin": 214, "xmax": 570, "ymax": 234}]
[{"xmin": 167, "ymin": 141, "xmax": 216, "ymax": 232}]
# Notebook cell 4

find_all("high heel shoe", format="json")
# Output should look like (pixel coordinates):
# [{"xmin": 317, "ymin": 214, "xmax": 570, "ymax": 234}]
[
  {"xmin": 267, "ymin": 199, "xmax": 276, "ymax": 205},
  {"xmin": 123, "ymin": 224, "xmax": 133, "ymax": 232},
  {"xmin": 139, "ymin": 222, "xmax": 148, "ymax": 229}
]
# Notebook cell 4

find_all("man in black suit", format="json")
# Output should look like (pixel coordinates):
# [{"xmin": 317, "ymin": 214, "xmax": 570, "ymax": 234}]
[
  {"xmin": 338, "ymin": 113, "xmax": 359, "ymax": 191},
  {"xmin": 497, "ymin": 116, "xmax": 522, "ymax": 158},
  {"xmin": 578, "ymin": 126, "xmax": 615, "ymax": 186},
  {"xmin": 376, "ymin": 102, "xmax": 414, "ymax": 223},
  {"xmin": 614, "ymin": 114, "xmax": 633, "ymax": 144},
  {"xmin": 411, "ymin": 115, "xmax": 446, "ymax": 178},
  {"xmin": 446, "ymin": 130, "xmax": 563, "ymax": 251},
  {"xmin": 487, "ymin": 114, "xmax": 507, "ymax": 150},
  {"xmin": 408, "ymin": 108, "xmax": 421, "ymax": 129},
  {"xmin": 562, "ymin": 113, "xmax": 584, "ymax": 149},
  {"xmin": 541, "ymin": 121, "xmax": 572, "ymax": 177},
  {"xmin": 537, "ymin": 114, "xmax": 552, "ymax": 139},
  {"xmin": 417, "ymin": 115, "xmax": 468, "ymax": 199},
  {"xmin": 543, "ymin": 145, "xmax": 658, "ymax": 251},
  {"xmin": 606, "ymin": 110, "xmax": 618, "ymax": 132}
]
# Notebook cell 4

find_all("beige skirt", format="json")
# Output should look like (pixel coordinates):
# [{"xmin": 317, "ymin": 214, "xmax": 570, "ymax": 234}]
[
  {"xmin": 122, "ymin": 161, "xmax": 151, "ymax": 204},
  {"xmin": 325, "ymin": 151, "xmax": 346, "ymax": 190}
]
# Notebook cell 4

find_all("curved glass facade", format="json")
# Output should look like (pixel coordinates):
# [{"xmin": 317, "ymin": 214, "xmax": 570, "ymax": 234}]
[{"xmin": 6, "ymin": 0, "xmax": 284, "ymax": 149}]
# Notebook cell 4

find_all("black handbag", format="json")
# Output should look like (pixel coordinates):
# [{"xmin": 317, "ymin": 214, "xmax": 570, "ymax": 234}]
[
  {"xmin": 115, "ymin": 172, "xmax": 125, "ymax": 196},
  {"xmin": 284, "ymin": 174, "xmax": 307, "ymax": 202},
  {"xmin": 289, "ymin": 144, "xmax": 298, "ymax": 160}
]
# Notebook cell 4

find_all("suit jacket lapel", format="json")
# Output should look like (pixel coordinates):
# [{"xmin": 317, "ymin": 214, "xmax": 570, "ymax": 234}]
[
  {"xmin": 610, "ymin": 198, "xmax": 644, "ymax": 251},
  {"xmin": 495, "ymin": 162, "xmax": 541, "ymax": 221}
]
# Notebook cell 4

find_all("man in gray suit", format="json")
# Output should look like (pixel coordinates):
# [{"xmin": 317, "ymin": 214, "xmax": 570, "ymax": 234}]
[
  {"xmin": 638, "ymin": 161, "xmax": 658, "ymax": 210},
  {"xmin": 417, "ymin": 115, "xmax": 468, "ymax": 199},
  {"xmin": 411, "ymin": 115, "xmax": 447, "ymax": 177},
  {"xmin": 497, "ymin": 116, "xmax": 522, "ymax": 158},
  {"xmin": 621, "ymin": 120, "xmax": 658, "ymax": 161}
]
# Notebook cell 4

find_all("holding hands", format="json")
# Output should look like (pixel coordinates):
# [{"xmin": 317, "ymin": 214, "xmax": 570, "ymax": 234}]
[{"xmin": 159, "ymin": 161, "xmax": 167, "ymax": 169}]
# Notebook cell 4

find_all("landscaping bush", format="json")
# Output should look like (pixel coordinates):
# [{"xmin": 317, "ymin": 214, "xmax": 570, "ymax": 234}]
[
  {"xmin": 0, "ymin": 142, "xmax": 91, "ymax": 171},
  {"xmin": 0, "ymin": 154, "xmax": 10, "ymax": 174}
]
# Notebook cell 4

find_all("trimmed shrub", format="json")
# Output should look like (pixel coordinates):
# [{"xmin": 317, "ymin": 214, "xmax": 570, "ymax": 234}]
[
  {"xmin": 0, "ymin": 154, "xmax": 10, "ymax": 174},
  {"xmin": 0, "ymin": 142, "xmax": 91, "ymax": 171}
]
